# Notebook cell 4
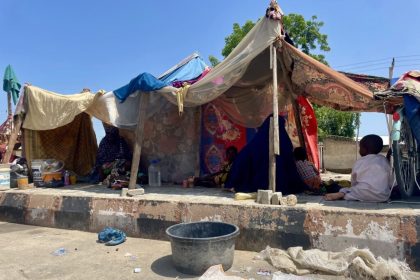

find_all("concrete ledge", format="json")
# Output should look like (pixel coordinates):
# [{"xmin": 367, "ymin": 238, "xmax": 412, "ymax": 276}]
[{"xmin": 1, "ymin": 185, "xmax": 419, "ymax": 270}]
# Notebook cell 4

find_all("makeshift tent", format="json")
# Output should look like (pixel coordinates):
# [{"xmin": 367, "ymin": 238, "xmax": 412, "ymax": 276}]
[{"xmin": 7, "ymin": 2, "xmax": 385, "ymax": 190}]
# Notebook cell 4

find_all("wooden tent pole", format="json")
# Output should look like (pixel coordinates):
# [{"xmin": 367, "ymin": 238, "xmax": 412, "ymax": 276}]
[
  {"xmin": 3, "ymin": 88, "xmax": 24, "ymax": 164},
  {"xmin": 278, "ymin": 49, "xmax": 305, "ymax": 148},
  {"xmin": 269, "ymin": 44, "xmax": 280, "ymax": 193},
  {"xmin": 128, "ymin": 93, "xmax": 149, "ymax": 189},
  {"xmin": 7, "ymin": 91, "xmax": 12, "ymax": 117},
  {"xmin": 3, "ymin": 114, "xmax": 23, "ymax": 164},
  {"xmin": 269, "ymin": 117, "xmax": 276, "ymax": 192}
]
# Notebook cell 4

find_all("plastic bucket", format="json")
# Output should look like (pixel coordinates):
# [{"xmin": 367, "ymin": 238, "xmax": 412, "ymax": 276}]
[
  {"xmin": 166, "ymin": 221, "xmax": 240, "ymax": 275},
  {"xmin": 17, "ymin": 176, "xmax": 29, "ymax": 189}
]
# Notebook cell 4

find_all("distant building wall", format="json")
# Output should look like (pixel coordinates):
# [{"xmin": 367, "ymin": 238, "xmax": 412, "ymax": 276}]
[
  {"xmin": 322, "ymin": 136, "xmax": 389, "ymax": 174},
  {"xmin": 323, "ymin": 136, "xmax": 357, "ymax": 174}
]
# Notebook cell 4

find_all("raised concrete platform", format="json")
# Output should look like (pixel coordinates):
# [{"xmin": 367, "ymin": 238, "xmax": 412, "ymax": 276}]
[{"xmin": 1, "ymin": 184, "xmax": 419, "ymax": 270}]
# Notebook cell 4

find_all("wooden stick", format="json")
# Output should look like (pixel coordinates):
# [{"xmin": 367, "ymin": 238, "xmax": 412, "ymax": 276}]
[
  {"xmin": 272, "ymin": 45, "xmax": 280, "ymax": 155},
  {"xmin": 269, "ymin": 117, "xmax": 276, "ymax": 192},
  {"xmin": 7, "ymin": 91, "xmax": 12, "ymax": 117},
  {"xmin": 3, "ymin": 114, "xmax": 23, "ymax": 164},
  {"xmin": 278, "ymin": 49, "xmax": 305, "ymax": 148},
  {"xmin": 128, "ymin": 93, "xmax": 149, "ymax": 189}
]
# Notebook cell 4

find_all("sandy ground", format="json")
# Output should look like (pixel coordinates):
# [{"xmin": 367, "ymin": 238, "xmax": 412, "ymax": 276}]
[{"xmin": 0, "ymin": 223, "xmax": 341, "ymax": 280}]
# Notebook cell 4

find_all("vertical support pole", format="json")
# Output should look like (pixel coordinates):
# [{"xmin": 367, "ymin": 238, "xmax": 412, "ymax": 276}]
[
  {"xmin": 269, "ymin": 117, "xmax": 276, "ymax": 192},
  {"xmin": 7, "ymin": 91, "xmax": 12, "ymax": 117},
  {"xmin": 128, "ymin": 93, "xmax": 149, "ymax": 189},
  {"xmin": 194, "ymin": 106, "xmax": 202, "ymax": 177},
  {"xmin": 387, "ymin": 58, "xmax": 395, "ymax": 147},
  {"xmin": 272, "ymin": 45, "xmax": 280, "ymax": 155},
  {"xmin": 269, "ymin": 44, "xmax": 280, "ymax": 193},
  {"xmin": 3, "ymin": 114, "xmax": 23, "ymax": 164}
]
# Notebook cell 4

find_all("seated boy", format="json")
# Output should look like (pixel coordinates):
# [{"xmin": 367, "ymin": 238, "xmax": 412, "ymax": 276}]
[
  {"xmin": 325, "ymin": 134, "xmax": 392, "ymax": 202},
  {"xmin": 294, "ymin": 147, "xmax": 321, "ymax": 191}
]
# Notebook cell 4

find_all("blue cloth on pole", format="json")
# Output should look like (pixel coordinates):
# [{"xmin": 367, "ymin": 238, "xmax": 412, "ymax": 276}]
[
  {"xmin": 403, "ymin": 95, "xmax": 420, "ymax": 144},
  {"xmin": 160, "ymin": 57, "xmax": 207, "ymax": 84},
  {"xmin": 113, "ymin": 72, "xmax": 167, "ymax": 102},
  {"xmin": 98, "ymin": 227, "xmax": 127, "ymax": 246}
]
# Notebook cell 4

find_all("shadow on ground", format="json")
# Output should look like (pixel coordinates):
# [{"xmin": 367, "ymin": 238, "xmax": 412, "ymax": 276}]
[{"xmin": 150, "ymin": 255, "xmax": 196, "ymax": 279}]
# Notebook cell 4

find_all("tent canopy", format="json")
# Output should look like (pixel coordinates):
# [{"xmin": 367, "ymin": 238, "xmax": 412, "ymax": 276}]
[
  {"xmin": 160, "ymin": 17, "xmax": 380, "ymax": 128},
  {"xmin": 22, "ymin": 17, "xmax": 382, "ymax": 132},
  {"xmin": 14, "ymin": 4, "xmax": 391, "ymax": 185}
]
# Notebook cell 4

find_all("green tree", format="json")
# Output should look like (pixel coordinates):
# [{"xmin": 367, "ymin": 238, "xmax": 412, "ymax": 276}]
[
  {"xmin": 209, "ymin": 14, "xmax": 360, "ymax": 139},
  {"xmin": 208, "ymin": 55, "xmax": 220, "ymax": 67}
]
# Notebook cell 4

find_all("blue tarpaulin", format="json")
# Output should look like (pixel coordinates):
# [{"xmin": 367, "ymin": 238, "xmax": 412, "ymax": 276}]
[
  {"xmin": 113, "ymin": 72, "xmax": 167, "ymax": 102},
  {"xmin": 403, "ymin": 95, "xmax": 420, "ymax": 144},
  {"xmin": 159, "ymin": 56, "xmax": 207, "ymax": 84},
  {"xmin": 113, "ymin": 55, "xmax": 208, "ymax": 103}
]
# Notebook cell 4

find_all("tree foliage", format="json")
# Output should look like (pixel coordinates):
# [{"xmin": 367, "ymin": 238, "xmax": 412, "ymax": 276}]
[
  {"xmin": 221, "ymin": 20, "xmax": 256, "ymax": 58},
  {"xmin": 314, "ymin": 105, "xmax": 360, "ymax": 140},
  {"xmin": 208, "ymin": 55, "xmax": 220, "ymax": 67},
  {"xmin": 209, "ymin": 13, "xmax": 360, "ymax": 139}
]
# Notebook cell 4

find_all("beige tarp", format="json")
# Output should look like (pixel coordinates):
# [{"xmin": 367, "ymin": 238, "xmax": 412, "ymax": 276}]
[{"xmin": 23, "ymin": 86, "xmax": 99, "ymax": 130}]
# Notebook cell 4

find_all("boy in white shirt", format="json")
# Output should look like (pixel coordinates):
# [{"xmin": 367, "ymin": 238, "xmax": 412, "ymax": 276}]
[{"xmin": 325, "ymin": 134, "xmax": 392, "ymax": 202}]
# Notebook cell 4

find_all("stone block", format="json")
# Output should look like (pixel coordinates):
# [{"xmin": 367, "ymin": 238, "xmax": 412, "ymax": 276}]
[
  {"xmin": 271, "ymin": 192, "xmax": 283, "ymax": 205},
  {"xmin": 257, "ymin": 190, "xmax": 272, "ymax": 204}
]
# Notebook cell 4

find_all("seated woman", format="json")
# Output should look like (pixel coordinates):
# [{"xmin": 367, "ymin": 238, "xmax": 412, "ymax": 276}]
[
  {"xmin": 224, "ymin": 115, "xmax": 307, "ymax": 194},
  {"xmin": 90, "ymin": 123, "xmax": 132, "ymax": 185},
  {"xmin": 191, "ymin": 146, "xmax": 238, "ymax": 188},
  {"xmin": 294, "ymin": 147, "xmax": 321, "ymax": 191}
]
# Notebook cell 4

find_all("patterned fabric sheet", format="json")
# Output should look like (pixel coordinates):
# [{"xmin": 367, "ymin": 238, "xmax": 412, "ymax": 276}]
[
  {"xmin": 200, "ymin": 102, "xmax": 256, "ymax": 175},
  {"xmin": 200, "ymin": 97, "xmax": 319, "ymax": 175},
  {"xmin": 24, "ymin": 113, "xmax": 98, "ymax": 176},
  {"xmin": 284, "ymin": 43, "xmax": 381, "ymax": 112},
  {"xmin": 341, "ymin": 72, "xmax": 390, "ymax": 92},
  {"xmin": 141, "ymin": 95, "xmax": 199, "ymax": 182},
  {"xmin": 388, "ymin": 71, "xmax": 420, "ymax": 101}
]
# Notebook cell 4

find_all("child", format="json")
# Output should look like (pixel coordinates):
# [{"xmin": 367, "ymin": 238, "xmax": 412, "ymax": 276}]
[
  {"xmin": 324, "ymin": 134, "xmax": 392, "ymax": 202},
  {"xmin": 186, "ymin": 146, "xmax": 238, "ymax": 188},
  {"xmin": 294, "ymin": 147, "xmax": 321, "ymax": 191}
]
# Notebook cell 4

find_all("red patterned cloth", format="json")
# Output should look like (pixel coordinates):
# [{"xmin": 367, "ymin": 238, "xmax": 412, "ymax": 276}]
[
  {"xmin": 297, "ymin": 96, "xmax": 320, "ymax": 170},
  {"xmin": 201, "ymin": 102, "xmax": 250, "ymax": 174},
  {"xmin": 200, "ymin": 97, "xmax": 319, "ymax": 174}
]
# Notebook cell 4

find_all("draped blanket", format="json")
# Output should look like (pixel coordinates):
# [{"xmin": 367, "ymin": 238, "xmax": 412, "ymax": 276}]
[{"xmin": 24, "ymin": 113, "xmax": 97, "ymax": 175}]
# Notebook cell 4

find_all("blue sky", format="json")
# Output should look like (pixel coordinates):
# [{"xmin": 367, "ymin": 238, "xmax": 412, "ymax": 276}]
[{"xmin": 1, "ymin": 0, "xmax": 420, "ymax": 141}]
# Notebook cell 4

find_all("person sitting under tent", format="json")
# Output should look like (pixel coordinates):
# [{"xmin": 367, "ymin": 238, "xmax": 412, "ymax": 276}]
[
  {"xmin": 224, "ymin": 115, "xmax": 307, "ymax": 194},
  {"xmin": 90, "ymin": 124, "xmax": 132, "ymax": 184},
  {"xmin": 324, "ymin": 134, "xmax": 392, "ymax": 202},
  {"xmin": 294, "ymin": 147, "xmax": 321, "ymax": 191},
  {"xmin": 188, "ymin": 146, "xmax": 238, "ymax": 188}
]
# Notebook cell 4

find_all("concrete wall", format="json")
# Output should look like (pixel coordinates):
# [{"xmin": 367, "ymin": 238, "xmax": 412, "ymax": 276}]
[
  {"xmin": 323, "ymin": 137, "xmax": 358, "ymax": 173},
  {"xmin": 322, "ymin": 136, "xmax": 389, "ymax": 173},
  {"xmin": 1, "ymin": 191, "xmax": 419, "ymax": 270}
]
